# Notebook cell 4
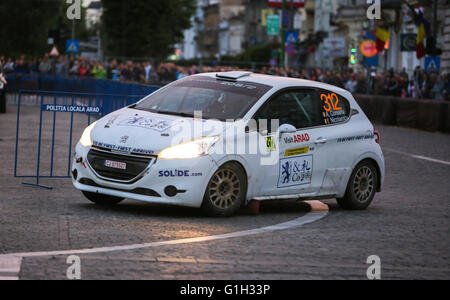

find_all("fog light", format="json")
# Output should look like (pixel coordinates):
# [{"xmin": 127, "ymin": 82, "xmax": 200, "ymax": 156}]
[
  {"xmin": 164, "ymin": 186, "xmax": 186, "ymax": 197},
  {"xmin": 164, "ymin": 186, "xmax": 178, "ymax": 197}
]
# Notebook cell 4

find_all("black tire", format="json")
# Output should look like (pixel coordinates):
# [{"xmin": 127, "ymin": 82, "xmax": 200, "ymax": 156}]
[
  {"xmin": 201, "ymin": 162, "xmax": 247, "ymax": 217},
  {"xmin": 337, "ymin": 161, "xmax": 378, "ymax": 210},
  {"xmin": 82, "ymin": 191, "xmax": 124, "ymax": 206}
]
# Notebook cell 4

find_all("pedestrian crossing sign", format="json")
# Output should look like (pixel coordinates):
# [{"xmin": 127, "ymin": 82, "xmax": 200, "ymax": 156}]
[
  {"xmin": 66, "ymin": 40, "xmax": 80, "ymax": 54},
  {"xmin": 425, "ymin": 56, "xmax": 440, "ymax": 73},
  {"xmin": 285, "ymin": 31, "xmax": 298, "ymax": 44}
]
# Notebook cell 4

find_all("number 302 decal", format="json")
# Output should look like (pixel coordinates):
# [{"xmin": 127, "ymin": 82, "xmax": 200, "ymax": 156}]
[{"xmin": 321, "ymin": 93, "xmax": 342, "ymax": 112}]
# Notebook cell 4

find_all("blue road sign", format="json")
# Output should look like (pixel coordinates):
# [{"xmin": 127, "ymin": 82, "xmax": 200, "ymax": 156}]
[
  {"xmin": 66, "ymin": 40, "xmax": 80, "ymax": 54},
  {"xmin": 285, "ymin": 31, "xmax": 298, "ymax": 44},
  {"xmin": 425, "ymin": 56, "xmax": 440, "ymax": 73}
]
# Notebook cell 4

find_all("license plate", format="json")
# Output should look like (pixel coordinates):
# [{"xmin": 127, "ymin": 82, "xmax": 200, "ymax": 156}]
[{"xmin": 104, "ymin": 160, "xmax": 127, "ymax": 170}]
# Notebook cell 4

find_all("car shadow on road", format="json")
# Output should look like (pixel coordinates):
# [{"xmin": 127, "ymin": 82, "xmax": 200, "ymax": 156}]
[
  {"xmin": 259, "ymin": 200, "xmax": 311, "ymax": 214},
  {"xmin": 322, "ymin": 200, "xmax": 385, "ymax": 215},
  {"xmin": 76, "ymin": 202, "xmax": 204, "ymax": 219},
  {"xmin": 74, "ymin": 199, "xmax": 312, "ymax": 219}
]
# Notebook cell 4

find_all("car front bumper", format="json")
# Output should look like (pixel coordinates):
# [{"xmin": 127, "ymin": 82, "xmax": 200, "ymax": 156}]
[{"xmin": 71, "ymin": 143, "xmax": 218, "ymax": 208}]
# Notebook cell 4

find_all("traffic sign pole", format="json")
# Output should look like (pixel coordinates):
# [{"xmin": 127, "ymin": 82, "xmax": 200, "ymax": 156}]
[
  {"xmin": 72, "ymin": 19, "xmax": 75, "ymax": 40},
  {"xmin": 287, "ymin": 0, "xmax": 294, "ymax": 68},
  {"xmin": 280, "ymin": 0, "xmax": 287, "ymax": 68}
]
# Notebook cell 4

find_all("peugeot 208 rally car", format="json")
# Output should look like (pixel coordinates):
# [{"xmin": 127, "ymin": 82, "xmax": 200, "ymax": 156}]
[{"xmin": 72, "ymin": 72, "xmax": 385, "ymax": 217}]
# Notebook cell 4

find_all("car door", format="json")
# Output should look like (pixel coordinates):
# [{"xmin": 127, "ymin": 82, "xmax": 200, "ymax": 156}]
[
  {"xmin": 314, "ymin": 89, "xmax": 361, "ymax": 196},
  {"xmin": 251, "ymin": 89, "xmax": 329, "ymax": 196}
]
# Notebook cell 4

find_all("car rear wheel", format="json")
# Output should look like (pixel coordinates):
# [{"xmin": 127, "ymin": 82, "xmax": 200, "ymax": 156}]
[
  {"xmin": 201, "ymin": 162, "xmax": 247, "ymax": 217},
  {"xmin": 337, "ymin": 161, "xmax": 378, "ymax": 210},
  {"xmin": 82, "ymin": 191, "xmax": 124, "ymax": 206}
]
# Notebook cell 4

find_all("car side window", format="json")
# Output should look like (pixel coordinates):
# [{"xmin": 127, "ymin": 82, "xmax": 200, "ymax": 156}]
[
  {"xmin": 254, "ymin": 89, "xmax": 324, "ymax": 132},
  {"xmin": 318, "ymin": 90, "xmax": 351, "ymax": 125}
]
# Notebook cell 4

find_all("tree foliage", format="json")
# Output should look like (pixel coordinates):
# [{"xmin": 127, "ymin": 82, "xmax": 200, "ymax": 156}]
[
  {"xmin": 101, "ymin": 0, "xmax": 196, "ymax": 58},
  {"xmin": 0, "ymin": 0, "xmax": 89, "ymax": 57},
  {"xmin": 0, "ymin": 0, "xmax": 60, "ymax": 57}
]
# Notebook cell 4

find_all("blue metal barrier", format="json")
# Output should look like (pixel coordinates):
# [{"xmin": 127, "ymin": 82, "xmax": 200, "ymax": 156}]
[
  {"xmin": 14, "ymin": 90, "xmax": 152, "ymax": 189},
  {"xmin": 6, "ymin": 73, "xmax": 160, "ymax": 96}
]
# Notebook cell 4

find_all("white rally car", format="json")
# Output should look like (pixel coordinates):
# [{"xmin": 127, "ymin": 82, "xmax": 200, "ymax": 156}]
[{"xmin": 72, "ymin": 72, "xmax": 385, "ymax": 217}]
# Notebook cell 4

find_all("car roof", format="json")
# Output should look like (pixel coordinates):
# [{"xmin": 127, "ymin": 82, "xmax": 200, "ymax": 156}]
[{"xmin": 195, "ymin": 72, "xmax": 352, "ymax": 99}]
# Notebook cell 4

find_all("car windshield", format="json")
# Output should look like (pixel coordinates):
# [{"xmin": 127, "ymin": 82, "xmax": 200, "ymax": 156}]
[{"xmin": 133, "ymin": 76, "xmax": 272, "ymax": 121}]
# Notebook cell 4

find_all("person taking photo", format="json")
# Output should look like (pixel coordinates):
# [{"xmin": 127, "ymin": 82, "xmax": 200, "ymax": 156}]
[{"xmin": 0, "ymin": 63, "xmax": 7, "ymax": 113}]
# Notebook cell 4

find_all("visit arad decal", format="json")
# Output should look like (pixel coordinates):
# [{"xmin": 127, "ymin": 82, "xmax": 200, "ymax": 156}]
[{"xmin": 284, "ymin": 133, "xmax": 310, "ymax": 144}]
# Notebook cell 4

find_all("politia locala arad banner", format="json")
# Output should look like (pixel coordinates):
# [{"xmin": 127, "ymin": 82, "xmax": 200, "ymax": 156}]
[{"xmin": 41, "ymin": 104, "xmax": 102, "ymax": 114}]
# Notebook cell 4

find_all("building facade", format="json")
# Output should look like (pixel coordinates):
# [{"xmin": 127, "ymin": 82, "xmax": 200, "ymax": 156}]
[
  {"xmin": 181, "ymin": 0, "xmax": 449, "ymax": 75},
  {"xmin": 441, "ymin": 4, "xmax": 450, "ymax": 74},
  {"xmin": 180, "ymin": 0, "xmax": 207, "ymax": 60}
]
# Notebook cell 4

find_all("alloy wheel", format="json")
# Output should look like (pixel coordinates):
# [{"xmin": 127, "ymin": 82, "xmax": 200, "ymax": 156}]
[{"xmin": 208, "ymin": 169, "xmax": 241, "ymax": 209}]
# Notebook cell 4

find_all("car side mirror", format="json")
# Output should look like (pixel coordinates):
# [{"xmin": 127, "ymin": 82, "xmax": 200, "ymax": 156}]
[{"xmin": 279, "ymin": 124, "xmax": 297, "ymax": 135}]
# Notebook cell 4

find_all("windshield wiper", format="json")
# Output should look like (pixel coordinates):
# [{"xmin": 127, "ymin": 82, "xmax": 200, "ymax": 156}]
[
  {"xmin": 131, "ymin": 107, "xmax": 194, "ymax": 118},
  {"xmin": 131, "ymin": 107, "xmax": 213, "ymax": 119},
  {"xmin": 155, "ymin": 111, "xmax": 195, "ymax": 118}
]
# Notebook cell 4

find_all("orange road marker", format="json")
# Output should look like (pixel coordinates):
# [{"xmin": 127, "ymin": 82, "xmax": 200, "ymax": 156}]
[{"xmin": 305, "ymin": 200, "xmax": 329, "ymax": 212}]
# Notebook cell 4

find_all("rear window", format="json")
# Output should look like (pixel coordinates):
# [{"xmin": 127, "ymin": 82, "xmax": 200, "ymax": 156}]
[{"xmin": 135, "ymin": 76, "xmax": 272, "ymax": 120}]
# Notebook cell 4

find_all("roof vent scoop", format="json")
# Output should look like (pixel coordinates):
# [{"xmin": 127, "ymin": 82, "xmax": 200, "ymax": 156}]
[{"xmin": 215, "ymin": 71, "xmax": 252, "ymax": 81}]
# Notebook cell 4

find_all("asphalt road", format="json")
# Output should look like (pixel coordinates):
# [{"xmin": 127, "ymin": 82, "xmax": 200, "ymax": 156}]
[{"xmin": 0, "ymin": 103, "xmax": 449, "ymax": 280}]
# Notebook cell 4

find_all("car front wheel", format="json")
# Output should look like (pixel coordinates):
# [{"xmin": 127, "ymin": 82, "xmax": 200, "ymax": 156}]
[
  {"xmin": 201, "ymin": 162, "xmax": 247, "ymax": 217},
  {"xmin": 82, "ymin": 191, "xmax": 124, "ymax": 206},
  {"xmin": 337, "ymin": 161, "xmax": 378, "ymax": 210}
]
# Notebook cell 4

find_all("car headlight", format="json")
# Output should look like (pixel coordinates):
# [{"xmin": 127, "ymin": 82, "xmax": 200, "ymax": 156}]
[
  {"xmin": 158, "ymin": 136, "xmax": 219, "ymax": 159},
  {"xmin": 79, "ymin": 121, "xmax": 97, "ymax": 147}
]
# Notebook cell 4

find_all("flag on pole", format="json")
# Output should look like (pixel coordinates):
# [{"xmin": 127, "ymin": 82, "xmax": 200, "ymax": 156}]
[
  {"xmin": 403, "ymin": 5, "xmax": 431, "ymax": 59},
  {"xmin": 415, "ymin": 12, "xmax": 430, "ymax": 59},
  {"xmin": 375, "ymin": 28, "xmax": 391, "ymax": 53},
  {"xmin": 416, "ymin": 22, "xmax": 426, "ymax": 59}
]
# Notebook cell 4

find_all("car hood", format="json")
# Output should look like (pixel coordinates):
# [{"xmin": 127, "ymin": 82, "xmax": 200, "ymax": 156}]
[{"xmin": 90, "ymin": 108, "xmax": 227, "ymax": 155}]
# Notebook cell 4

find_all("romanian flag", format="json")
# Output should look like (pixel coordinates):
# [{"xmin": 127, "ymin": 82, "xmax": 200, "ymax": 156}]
[
  {"xmin": 404, "ymin": 6, "xmax": 431, "ymax": 59},
  {"xmin": 415, "ymin": 12, "xmax": 430, "ymax": 59},
  {"xmin": 376, "ymin": 28, "xmax": 391, "ymax": 53},
  {"xmin": 416, "ymin": 22, "xmax": 427, "ymax": 59}
]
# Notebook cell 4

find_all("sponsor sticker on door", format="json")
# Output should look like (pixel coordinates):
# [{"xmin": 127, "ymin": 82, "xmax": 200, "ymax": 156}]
[
  {"xmin": 266, "ymin": 136, "xmax": 277, "ymax": 152},
  {"xmin": 285, "ymin": 147, "xmax": 309, "ymax": 157},
  {"xmin": 278, "ymin": 155, "xmax": 313, "ymax": 188}
]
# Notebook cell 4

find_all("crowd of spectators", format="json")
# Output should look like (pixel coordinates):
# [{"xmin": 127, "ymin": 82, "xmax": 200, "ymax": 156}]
[{"xmin": 1, "ymin": 54, "xmax": 449, "ymax": 101}]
